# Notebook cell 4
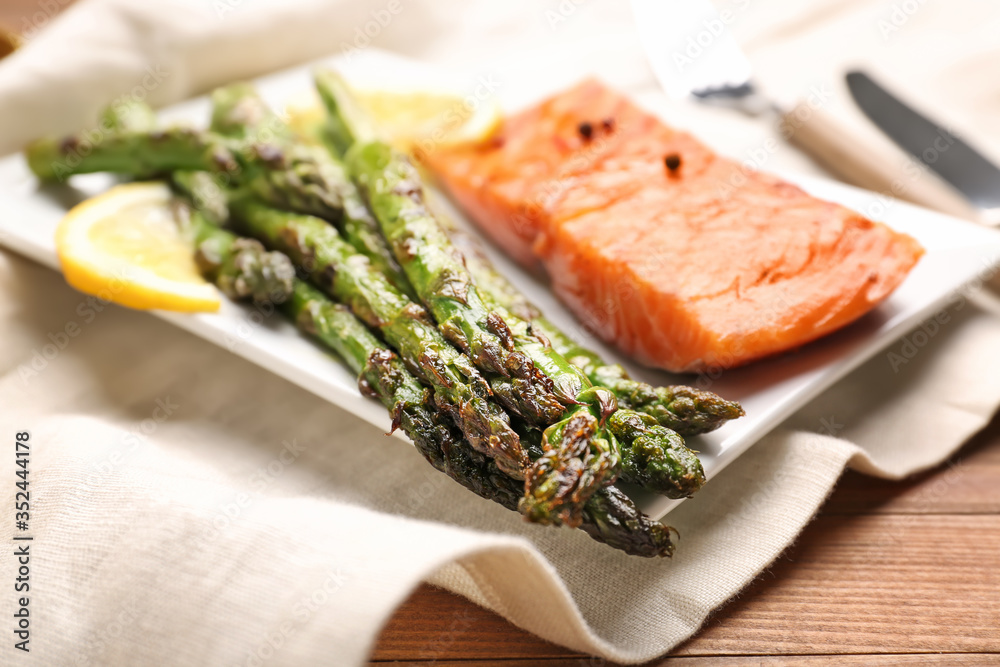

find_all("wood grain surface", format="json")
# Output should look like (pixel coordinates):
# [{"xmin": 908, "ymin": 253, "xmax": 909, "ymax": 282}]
[{"xmin": 2, "ymin": 4, "xmax": 997, "ymax": 665}]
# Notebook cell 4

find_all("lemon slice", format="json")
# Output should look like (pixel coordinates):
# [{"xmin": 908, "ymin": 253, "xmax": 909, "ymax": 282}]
[
  {"xmin": 284, "ymin": 74, "xmax": 502, "ymax": 154},
  {"xmin": 55, "ymin": 182, "xmax": 221, "ymax": 312},
  {"xmin": 352, "ymin": 86, "xmax": 501, "ymax": 153}
]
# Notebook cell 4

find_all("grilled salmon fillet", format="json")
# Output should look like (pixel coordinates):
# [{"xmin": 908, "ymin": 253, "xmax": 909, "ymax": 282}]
[{"xmin": 424, "ymin": 79, "xmax": 924, "ymax": 373}]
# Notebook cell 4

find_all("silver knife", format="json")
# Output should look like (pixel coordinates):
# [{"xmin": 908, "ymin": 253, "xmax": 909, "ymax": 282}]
[
  {"xmin": 847, "ymin": 70, "xmax": 1000, "ymax": 226},
  {"xmin": 630, "ymin": 0, "xmax": 975, "ymax": 216}
]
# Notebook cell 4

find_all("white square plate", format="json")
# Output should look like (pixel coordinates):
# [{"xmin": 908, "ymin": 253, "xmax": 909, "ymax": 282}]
[{"xmin": 3, "ymin": 50, "xmax": 999, "ymax": 521}]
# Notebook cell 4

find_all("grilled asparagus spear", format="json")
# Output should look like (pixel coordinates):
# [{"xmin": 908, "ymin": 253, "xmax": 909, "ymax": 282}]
[
  {"xmin": 317, "ymin": 70, "xmax": 630, "ymax": 526},
  {"xmin": 27, "ymin": 124, "xmax": 347, "ymax": 220},
  {"xmin": 288, "ymin": 280, "xmax": 458, "ymax": 464},
  {"xmin": 209, "ymin": 83, "xmax": 415, "ymax": 299},
  {"xmin": 228, "ymin": 200, "xmax": 530, "ymax": 478},
  {"xmin": 315, "ymin": 73, "xmax": 539, "ymax": 380},
  {"xmin": 95, "ymin": 98, "xmax": 296, "ymax": 307},
  {"xmin": 446, "ymin": 229, "xmax": 715, "ymax": 497},
  {"xmin": 185, "ymin": 207, "xmax": 296, "ymax": 305}
]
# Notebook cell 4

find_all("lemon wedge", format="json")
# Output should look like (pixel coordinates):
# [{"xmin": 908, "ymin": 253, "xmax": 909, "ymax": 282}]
[{"xmin": 55, "ymin": 182, "xmax": 221, "ymax": 312}]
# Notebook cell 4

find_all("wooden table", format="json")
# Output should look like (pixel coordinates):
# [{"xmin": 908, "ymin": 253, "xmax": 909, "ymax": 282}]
[
  {"xmin": 2, "ymin": 5, "xmax": 997, "ymax": 665},
  {"xmin": 371, "ymin": 416, "xmax": 1000, "ymax": 665}
]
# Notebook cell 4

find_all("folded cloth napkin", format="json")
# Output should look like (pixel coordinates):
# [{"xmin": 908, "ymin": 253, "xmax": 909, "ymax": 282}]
[{"xmin": 3, "ymin": 1, "xmax": 1000, "ymax": 664}]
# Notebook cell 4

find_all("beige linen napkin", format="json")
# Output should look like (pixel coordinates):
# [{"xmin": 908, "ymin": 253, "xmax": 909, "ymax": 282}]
[{"xmin": 3, "ymin": 1, "xmax": 1000, "ymax": 665}]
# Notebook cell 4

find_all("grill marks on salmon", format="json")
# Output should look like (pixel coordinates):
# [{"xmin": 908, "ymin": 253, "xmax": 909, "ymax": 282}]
[{"xmin": 425, "ymin": 79, "xmax": 924, "ymax": 373}]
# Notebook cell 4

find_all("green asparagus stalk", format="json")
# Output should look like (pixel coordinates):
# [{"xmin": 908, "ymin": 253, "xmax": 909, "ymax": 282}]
[
  {"xmin": 580, "ymin": 486, "xmax": 674, "ymax": 557},
  {"xmin": 27, "ymin": 128, "xmax": 214, "ymax": 180},
  {"xmin": 288, "ymin": 280, "xmax": 456, "ymax": 463},
  {"xmin": 208, "ymin": 83, "xmax": 415, "ymax": 299},
  {"xmin": 606, "ymin": 411, "xmax": 705, "ymax": 499},
  {"xmin": 313, "ymin": 70, "xmax": 377, "ymax": 158},
  {"xmin": 172, "ymin": 169, "xmax": 232, "ymax": 225},
  {"xmin": 227, "ymin": 199, "xmax": 530, "ymax": 478},
  {"xmin": 447, "ymin": 227, "xmax": 744, "ymax": 437},
  {"xmin": 187, "ymin": 210, "xmax": 296, "ymax": 305},
  {"xmin": 512, "ymin": 422, "xmax": 674, "ymax": 555},
  {"xmin": 442, "ymin": 229, "xmax": 715, "ymax": 497},
  {"xmin": 316, "ymin": 71, "xmax": 527, "ymax": 379},
  {"xmin": 209, "ymin": 83, "xmax": 287, "ymax": 142},
  {"xmin": 327, "ymin": 119, "xmax": 615, "ymax": 523},
  {"xmin": 98, "ymin": 97, "xmax": 291, "ymax": 305},
  {"xmin": 26, "ymin": 122, "xmax": 347, "ymax": 221},
  {"xmin": 347, "ymin": 140, "xmax": 524, "ymax": 379},
  {"xmin": 318, "ymin": 70, "xmax": 637, "ymax": 526}
]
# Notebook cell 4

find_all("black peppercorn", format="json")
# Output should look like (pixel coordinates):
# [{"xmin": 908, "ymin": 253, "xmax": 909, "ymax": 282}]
[
  {"xmin": 664, "ymin": 153, "xmax": 682, "ymax": 173},
  {"xmin": 578, "ymin": 122, "xmax": 593, "ymax": 140}
]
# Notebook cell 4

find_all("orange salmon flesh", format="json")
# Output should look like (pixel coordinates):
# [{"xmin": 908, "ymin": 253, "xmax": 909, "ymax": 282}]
[{"xmin": 424, "ymin": 79, "xmax": 925, "ymax": 373}]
